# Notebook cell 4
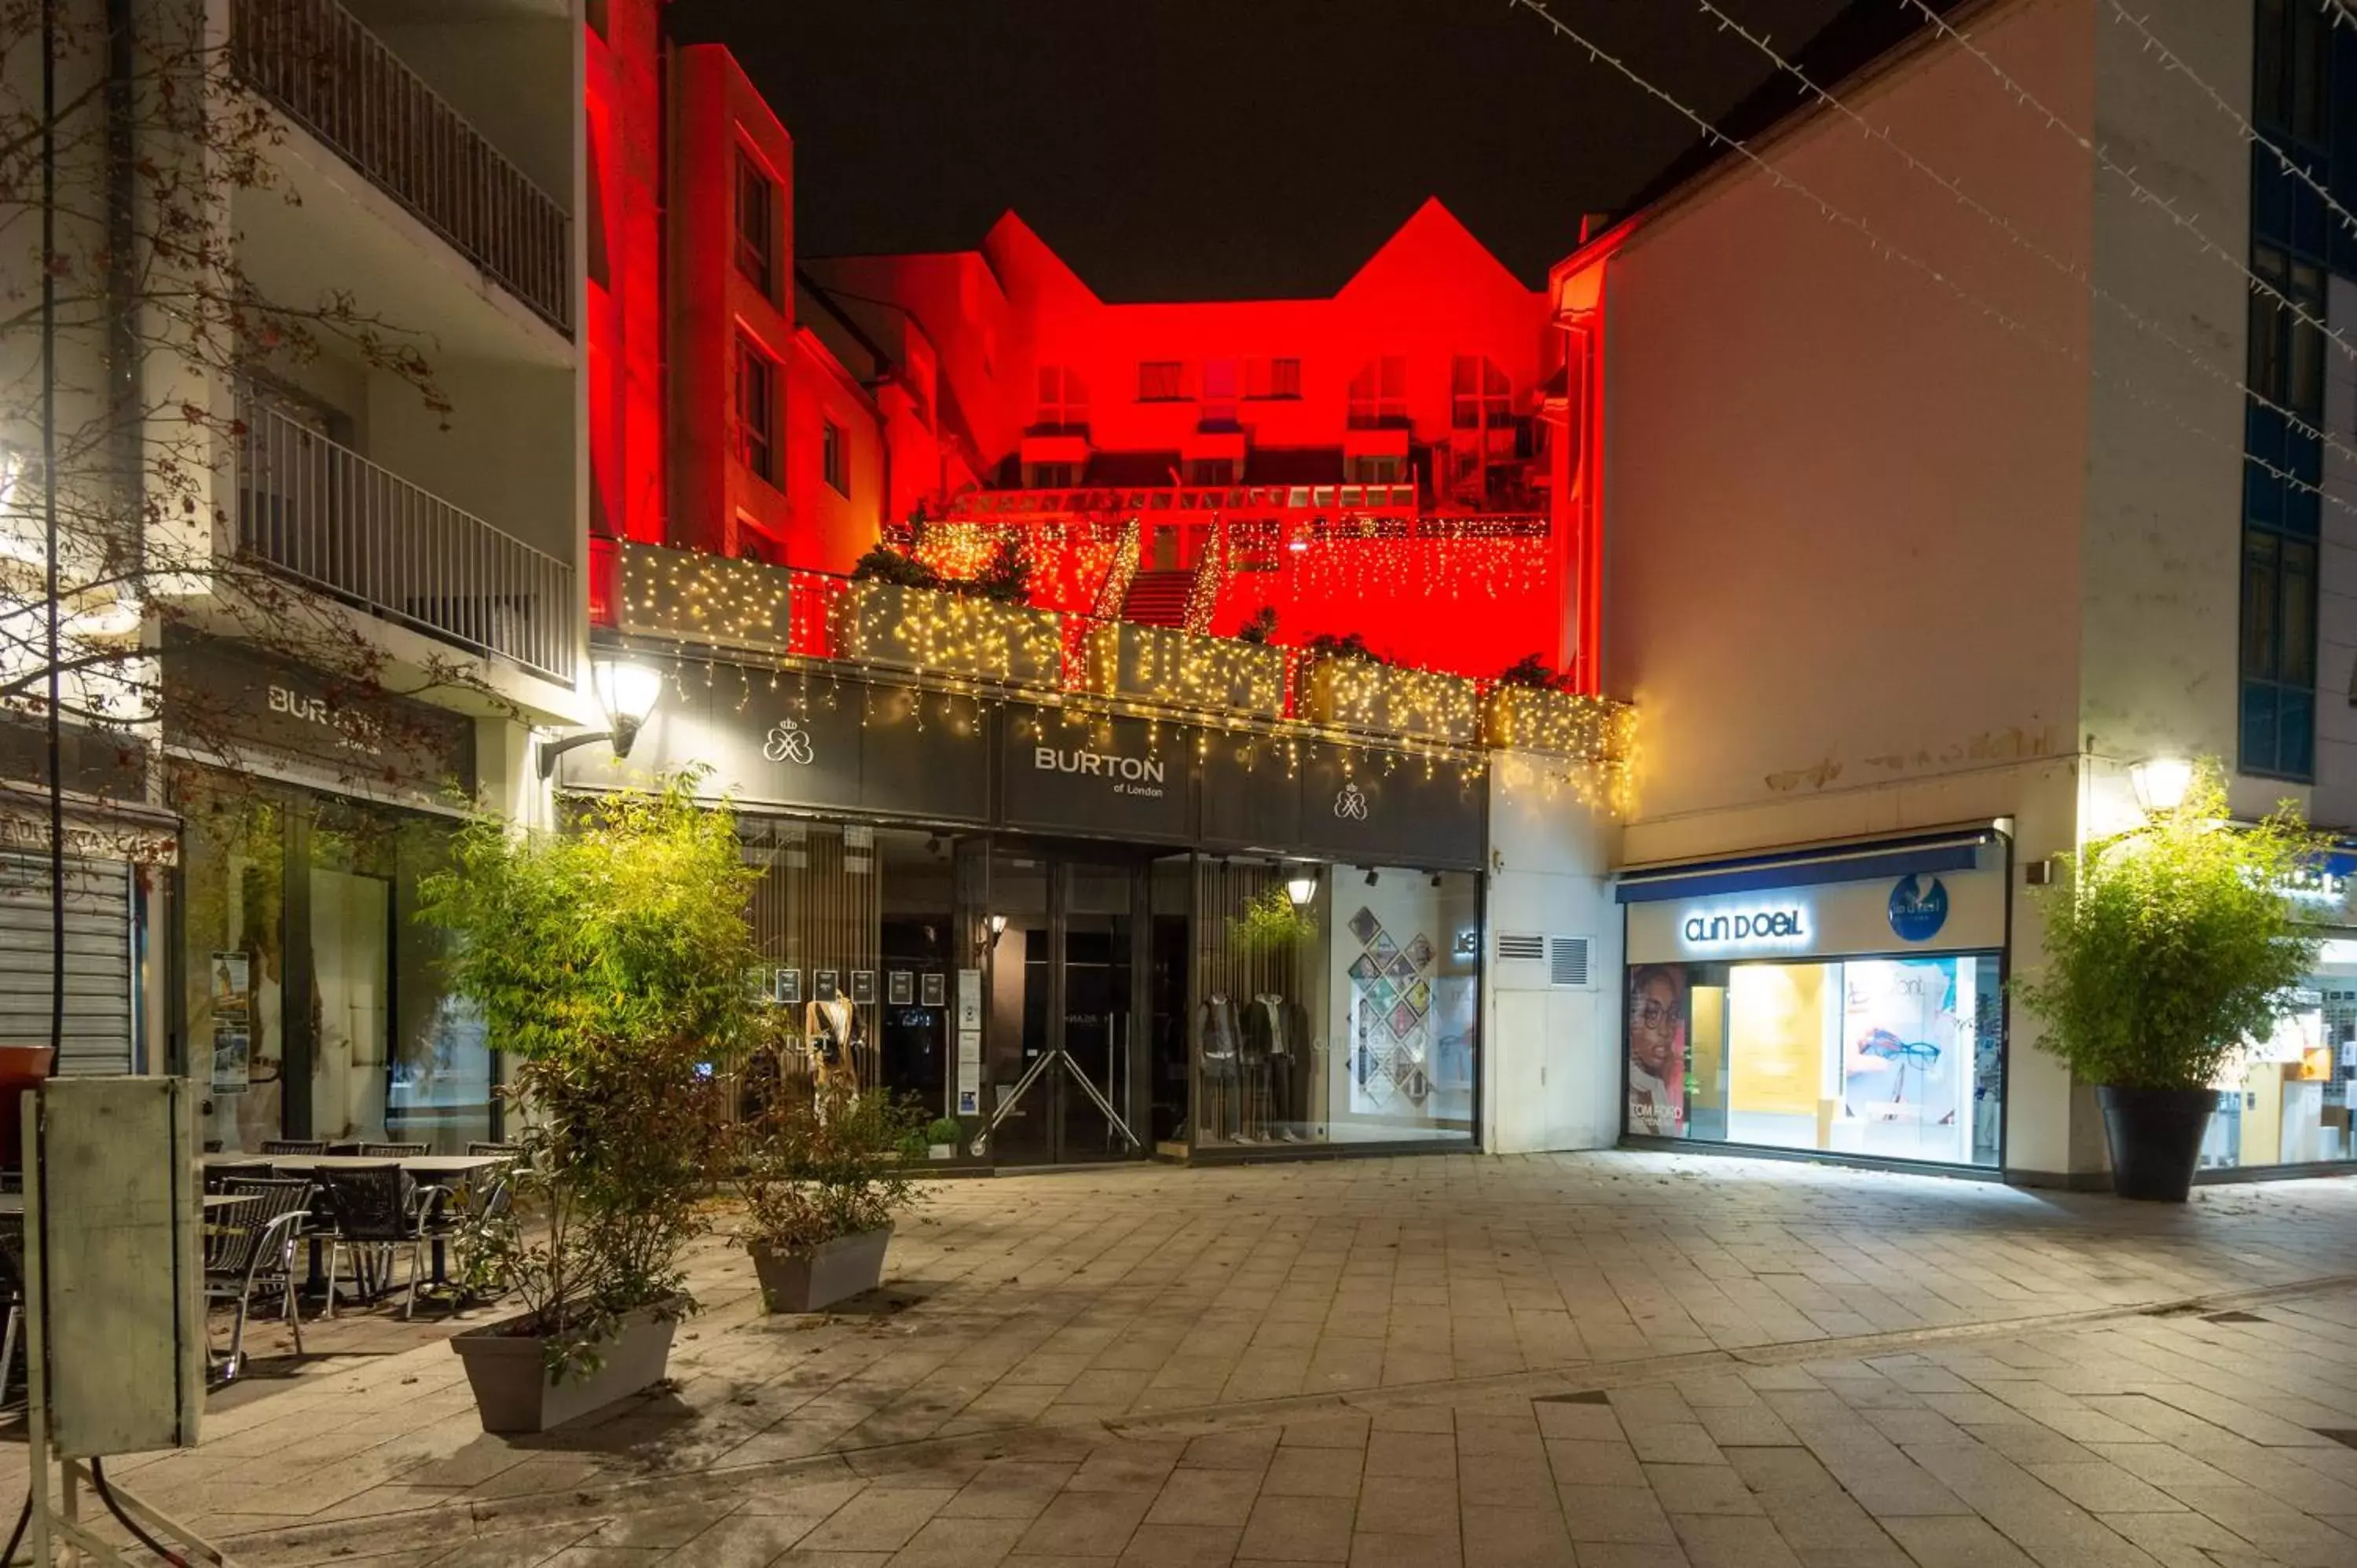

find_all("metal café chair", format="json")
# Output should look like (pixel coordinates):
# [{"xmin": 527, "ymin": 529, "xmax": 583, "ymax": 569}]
[
  {"xmin": 203, "ymin": 1176, "xmax": 311, "ymax": 1380},
  {"xmin": 354, "ymin": 1142, "xmax": 428, "ymax": 1158},
  {"xmin": 313, "ymin": 1164, "xmax": 448, "ymax": 1321},
  {"xmin": 259, "ymin": 1139, "xmax": 327, "ymax": 1156},
  {"xmin": 461, "ymin": 1141, "xmax": 524, "ymax": 1222}
]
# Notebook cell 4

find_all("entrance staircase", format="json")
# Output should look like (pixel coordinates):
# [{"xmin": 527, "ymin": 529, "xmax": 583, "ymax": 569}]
[{"xmin": 1120, "ymin": 570, "xmax": 1193, "ymax": 628}]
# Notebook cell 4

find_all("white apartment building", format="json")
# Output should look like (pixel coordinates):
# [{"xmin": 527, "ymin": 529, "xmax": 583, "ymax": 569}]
[{"xmin": 0, "ymin": 0, "xmax": 590, "ymax": 1153}]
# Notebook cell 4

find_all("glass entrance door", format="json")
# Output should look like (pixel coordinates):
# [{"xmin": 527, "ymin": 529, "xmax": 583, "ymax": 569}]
[{"xmin": 985, "ymin": 851, "xmax": 1149, "ymax": 1167}]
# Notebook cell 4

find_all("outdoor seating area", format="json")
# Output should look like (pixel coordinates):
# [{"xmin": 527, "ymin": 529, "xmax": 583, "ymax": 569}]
[{"xmin": 195, "ymin": 1148, "xmax": 517, "ymax": 1378}]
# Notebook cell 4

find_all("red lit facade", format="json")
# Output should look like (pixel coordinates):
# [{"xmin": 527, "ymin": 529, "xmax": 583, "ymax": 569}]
[{"xmin": 588, "ymin": 5, "xmax": 1589, "ymax": 684}]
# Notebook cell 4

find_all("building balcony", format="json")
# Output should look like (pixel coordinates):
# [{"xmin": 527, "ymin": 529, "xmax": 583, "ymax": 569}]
[
  {"xmin": 236, "ymin": 395, "xmax": 577, "ymax": 684},
  {"xmin": 229, "ymin": 0, "xmax": 572, "ymax": 335}
]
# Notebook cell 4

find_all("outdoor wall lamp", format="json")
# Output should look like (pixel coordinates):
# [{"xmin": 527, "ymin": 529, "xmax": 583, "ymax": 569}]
[
  {"xmin": 988, "ymin": 913, "xmax": 1009, "ymax": 944},
  {"xmin": 538, "ymin": 655, "xmax": 663, "ymax": 779},
  {"xmin": 2128, "ymin": 755, "xmax": 2194, "ymax": 815},
  {"xmin": 1285, "ymin": 867, "xmax": 1318, "ymax": 907}
]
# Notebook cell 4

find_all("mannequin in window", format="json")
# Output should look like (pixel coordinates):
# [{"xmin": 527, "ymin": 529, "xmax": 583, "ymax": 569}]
[
  {"xmin": 1246, "ymin": 993, "xmax": 1307, "ymax": 1141},
  {"xmin": 1197, "ymin": 991, "xmax": 1241, "ymax": 1143},
  {"xmin": 807, "ymin": 995, "xmax": 857, "ymax": 1098}
]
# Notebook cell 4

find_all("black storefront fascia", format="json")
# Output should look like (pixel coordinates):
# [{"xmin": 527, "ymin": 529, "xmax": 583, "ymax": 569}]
[{"xmin": 561, "ymin": 665, "xmax": 1488, "ymax": 870}]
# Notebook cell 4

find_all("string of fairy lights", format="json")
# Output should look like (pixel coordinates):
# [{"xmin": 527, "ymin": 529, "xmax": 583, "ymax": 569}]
[
  {"xmin": 1511, "ymin": 0, "xmax": 2357, "ymax": 524},
  {"xmin": 1888, "ymin": 0, "xmax": 2353, "ymax": 368},
  {"xmin": 1684, "ymin": 0, "xmax": 2357, "ymax": 476},
  {"xmin": 2100, "ymin": 1, "xmax": 2357, "ymax": 249},
  {"xmin": 607, "ymin": 541, "xmax": 1636, "ymax": 809}
]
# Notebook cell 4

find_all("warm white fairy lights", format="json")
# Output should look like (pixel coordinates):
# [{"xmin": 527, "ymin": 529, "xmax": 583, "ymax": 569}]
[
  {"xmin": 1303, "ymin": 657, "xmax": 1483, "ymax": 746},
  {"xmin": 1084, "ymin": 621, "xmax": 1287, "ymax": 717},
  {"xmin": 840, "ymin": 581, "xmax": 1065, "ymax": 692},
  {"xmin": 618, "ymin": 542, "xmax": 794, "ymax": 655}
]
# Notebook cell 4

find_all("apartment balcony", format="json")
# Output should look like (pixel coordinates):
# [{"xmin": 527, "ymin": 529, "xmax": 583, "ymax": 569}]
[
  {"xmin": 946, "ymin": 482, "xmax": 1424, "ymax": 524},
  {"xmin": 229, "ymin": 0, "xmax": 572, "ymax": 335},
  {"xmin": 236, "ymin": 396, "xmax": 577, "ymax": 685}
]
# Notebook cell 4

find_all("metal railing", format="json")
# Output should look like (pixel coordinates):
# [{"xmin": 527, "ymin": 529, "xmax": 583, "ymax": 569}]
[
  {"xmin": 230, "ymin": 0, "xmax": 573, "ymax": 334},
  {"xmin": 236, "ymin": 397, "xmax": 577, "ymax": 684}
]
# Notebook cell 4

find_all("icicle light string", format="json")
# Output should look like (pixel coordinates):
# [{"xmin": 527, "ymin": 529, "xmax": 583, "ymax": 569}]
[
  {"xmin": 1687, "ymin": 0, "xmax": 2357, "ymax": 474},
  {"xmin": 1892, "ymin": 0, "xmax": 2354, "ymax": 368},
  {"xmin": 1508, "ymin": 0, "xmax": 2357, "ymax": 522},
  {"xmin": 2101, "ymin": 0, "xmax": 2357, "ymax": 247}
]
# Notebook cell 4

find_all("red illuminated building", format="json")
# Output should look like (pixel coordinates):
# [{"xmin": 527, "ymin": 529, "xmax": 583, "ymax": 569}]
[{"xmin": 586, "ymin": 3, "xmax": 1593, "ymax": 684}]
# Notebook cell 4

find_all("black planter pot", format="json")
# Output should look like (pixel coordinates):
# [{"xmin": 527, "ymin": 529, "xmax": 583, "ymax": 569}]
[{"xmin": 2096, "ymin": 1085, "xmax": 2216, "ymax": 1202}]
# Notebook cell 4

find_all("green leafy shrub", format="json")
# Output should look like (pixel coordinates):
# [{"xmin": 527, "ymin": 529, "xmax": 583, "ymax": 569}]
[
  {"xmin": 1236, "ymin": 606, "xmax": 1278, "ymax": 646},
  {"xmin": 2014, "ymin": 760, "xmax": 2326, "ymax": 1090},
  {"xmin": 1496, "ymin": 654, "xmax": 1572, "ymax": 691},
  {"xmin": 420, "ymin": 770, "xmax": 760, "ymax": 1379},
  {"xmin": 735, "ymin": 1080, "xmax": 927, "ymax": 1255},
  {"xmin": 923, "ymin": 1116, "xmax": 965, "ymax": 1148},
  {"xmin": 1306, "ymin": 631, "xmax": 1384, "ymax": 665},
  {"xmin": 1230, "ymin": 882, "xmax": 1316, "ymax": 957},
  {"xmin": 851, "ymin": 541, "xmax": 943, "ymax": 590}
]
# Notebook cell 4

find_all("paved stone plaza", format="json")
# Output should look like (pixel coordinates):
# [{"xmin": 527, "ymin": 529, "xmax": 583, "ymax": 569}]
[{"xmin": 30, "ymin": 1151, "xmax": 2357, "ymax": 1566}]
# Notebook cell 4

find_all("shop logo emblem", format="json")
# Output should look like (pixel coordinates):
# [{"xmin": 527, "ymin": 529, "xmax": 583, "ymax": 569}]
[
  {"xmin": 763, "ymin": 720, "xmax": 816, "ymax": 766},
  {"xmin": 1333, "ymin": 782, "xmax": 1370, "ymax": 821},
  {"xmin": 1887, "ymin": 874, "xmax": 1948, "ymax": 942}
]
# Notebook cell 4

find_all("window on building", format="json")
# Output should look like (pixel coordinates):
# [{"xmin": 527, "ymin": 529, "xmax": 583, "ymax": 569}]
[
  {"xmin": 585, "ymin": 0, "xmax": 607, "ymax": 39},
  {"xmin": 1201, "ymin": 360, "xmax": 1238, "ymax": 426},
  {"xmin": 1035, "ymin": 366, "xmax": 1088, "ymax": 431},
  {"xmin": 735, "ymin": 149, "xmax": 778, "ymax": 299},
  {"xmin": 732, "ymin": 335, "xmax": 778, "ymax": 485},
  {"xmin": 1346, "ymin": 454, "xmax": 1406, "ymax": 485},
  {"xmin": 2253, "ymin": 0, "xmax": 2328, "ymax": 146},
  {"xmin": 2242, "ymin": 525, "xmax": 2318, "ymax": 779},
  {"xmin": 1347, "ymin": 357, "xmax": 1408, "ymax": 428},
  {"xmin": 2248, "ymin": 247, "xmax": 2326, "ymax": 419},
  {"xmin": 1025, "ymin": 461, "xmax": 1079, "ymax": 489},
  {"xmin": 822, "ymin": 419, "xmax": 847, "ymax": 496},
  {"xmin": 1185, "ymin": 458, "xmax": 1236, "ymax": 486},
  {"xmin": 1246, "ymin": 357, "xmax": 1302, "ymax": 400},
  {"xmin": 1450, "ymin": 355, "xmax": 1512, "ymax": 430},
  {"xmin": 1138, "ymin": 361, "xmax": 1189, "ymax": 401}
]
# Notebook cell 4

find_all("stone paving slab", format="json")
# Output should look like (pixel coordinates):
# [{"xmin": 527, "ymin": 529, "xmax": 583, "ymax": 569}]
[{"xmin": 13, "ymin": 1150, "xmax": 2357, "ymax": 1566}]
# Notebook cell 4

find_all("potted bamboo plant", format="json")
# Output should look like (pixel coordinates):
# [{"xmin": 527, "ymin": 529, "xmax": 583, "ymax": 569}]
[
  {"xmin": 2014, "ymin": 760, "xmax": 2324, "ymax": 1201},
  {"xmin": 420, "ymin": 771, "xmax": 758, "ymax": 1431},
  {"xmin": 735, "ymin": 1079, "xmax": 926, "ymax": 1313}
]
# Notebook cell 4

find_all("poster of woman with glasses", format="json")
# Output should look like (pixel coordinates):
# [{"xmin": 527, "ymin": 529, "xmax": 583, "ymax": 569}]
[{"xmin": 1626, "ymin": 965, "xmax": 1688, "ymax": 1136}]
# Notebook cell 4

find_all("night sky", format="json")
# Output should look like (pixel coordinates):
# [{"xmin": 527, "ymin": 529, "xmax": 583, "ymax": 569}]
[{"xmin": 665, "ymin": 0, "xmax": 1862, "ymax": 301}]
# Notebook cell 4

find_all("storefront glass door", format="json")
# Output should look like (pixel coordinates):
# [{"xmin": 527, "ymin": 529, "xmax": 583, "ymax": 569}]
[{"xmin": 985, "ymin": 849, "xmax": 1149, "ymax": 1167}]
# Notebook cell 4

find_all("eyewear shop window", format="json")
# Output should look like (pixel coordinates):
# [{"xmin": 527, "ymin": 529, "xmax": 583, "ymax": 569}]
[
  {"xmin": 1622, "ymin": 848, "xmax": 2007, "ymax": 1169},
  {"xmin": 1193, "ymin": 860, "xmax": 1479, "ymax": 1150},
  {"xmin": 178, "ymin": 780, "xmax": 489, "ymax": 1153},
  {"xmin": 2200, "ymin": 933, "xmax": 2357, "ymax": 1170}
]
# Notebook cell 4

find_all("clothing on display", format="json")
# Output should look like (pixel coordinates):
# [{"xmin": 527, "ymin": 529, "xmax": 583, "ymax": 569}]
[
  {"xmin": 1197, "ymin": 991, "xmax": 1242, "ymax": 1141},
  {"xmin": 1245, "ymin": 993, "xmax": 1309, "ymax": 1140}
]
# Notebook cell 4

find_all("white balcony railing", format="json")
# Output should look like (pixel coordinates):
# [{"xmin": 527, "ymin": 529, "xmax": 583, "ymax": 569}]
[
  {"xmin": 230, "ymin": 0, "xmax": 573, "ymax": 334},
  {"xmin": 236, "ymin": 397, "xmax": 577, "ymax": 684}
]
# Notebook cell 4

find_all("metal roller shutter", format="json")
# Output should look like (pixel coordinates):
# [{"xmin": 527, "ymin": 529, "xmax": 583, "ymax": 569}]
[{"xmin": 0, "ymin": 852, "xmax": 135, "ymax": 1075}]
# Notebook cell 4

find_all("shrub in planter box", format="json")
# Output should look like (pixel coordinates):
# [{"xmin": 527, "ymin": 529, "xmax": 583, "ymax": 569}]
[
  {"xmin": 735, "ymin": 1080, "xmax": 926, "ymax": 1313},
  {"xmin": 1301, "ymin": 655, "xmax": 1479, "ymax": 745},
  {"xmin": 923, "ymin": 1117, "xmax": 965, "ymax": 1160},
  {"xmin": 2014, "ymin": 760, "xmax": 2325, "ymax": 1201},
  {"xmin": 840, "ymin": 581, "xmax": 1062, "ymax": 690},
  {"xmin": 422, "ymin": 771, "xmax": 757, "ymax": 1431},
  {"xmin": 1083, "ymin": 623, "xmax": 1286, "ymax": 719}
]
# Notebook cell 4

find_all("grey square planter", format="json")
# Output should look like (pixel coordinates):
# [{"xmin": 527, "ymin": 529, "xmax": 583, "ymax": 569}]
[
  {"xmin": 750, "ymin": 1225, "xmax": 893, "ymax": 1313},
  {"xmin": 449, "ymin": 1300, "xmax": 681, "ymax": 1434}
]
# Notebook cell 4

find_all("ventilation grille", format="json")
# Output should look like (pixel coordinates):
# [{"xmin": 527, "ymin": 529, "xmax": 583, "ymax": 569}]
[
  {"xmin": 1497, "ymin": 931, "xmax": 1545, "ymax": 962},
  {"xmin": 1549, "ymin": 936, "xmax": 1593, "ymax": 989}
]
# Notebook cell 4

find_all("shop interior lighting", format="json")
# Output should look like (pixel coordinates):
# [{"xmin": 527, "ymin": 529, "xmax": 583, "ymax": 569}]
[
  {"xmin": 540, "ymin": 655, "xmax": 662, "ymax": 779},
  {"xmin": 2128, "ymin": 755, "xmax": 2194, "ymax": 815}
]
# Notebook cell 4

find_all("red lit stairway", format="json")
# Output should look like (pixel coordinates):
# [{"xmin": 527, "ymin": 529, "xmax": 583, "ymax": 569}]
[{"xmin": 1120, "ymin": 569, "xmax": 1193, "ymax": 628}]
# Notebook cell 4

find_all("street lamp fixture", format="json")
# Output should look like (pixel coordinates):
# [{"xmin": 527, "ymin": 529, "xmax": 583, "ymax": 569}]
[
  {"xmin": 1285, "ymin": 867, "xmax": 1318, "ymax": 907},
  {"xmin": 2128, "ymin": 755, "xmax": 2194, "ymax": 815},
  {"xmin": 538, "ymin": 654, "xmax": 662, "ymax": 779}
]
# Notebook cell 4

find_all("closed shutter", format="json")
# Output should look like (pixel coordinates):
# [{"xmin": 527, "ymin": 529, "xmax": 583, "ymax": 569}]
[{"xmin": 0, "ymin": 852, "xmax": 135, "ymax": 1075}]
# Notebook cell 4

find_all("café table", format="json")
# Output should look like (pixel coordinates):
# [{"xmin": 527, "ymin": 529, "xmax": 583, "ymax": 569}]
[
  {"xmin": 199, "ymin": 1152, "xmax": 510, "ymax": 1296},
  {"xmin": 0, "ymin": 1192, "xmax": 258, "ymax": 1217}
]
